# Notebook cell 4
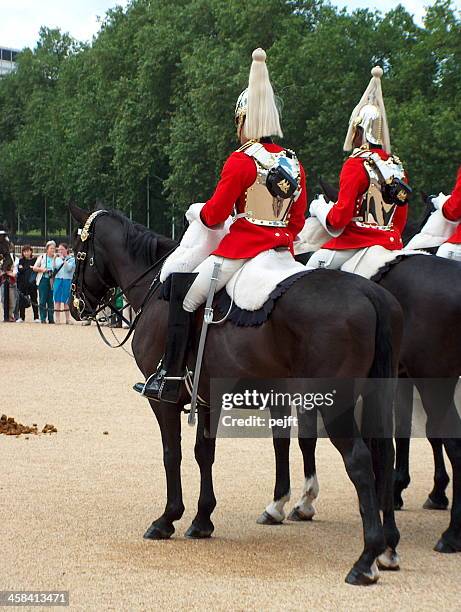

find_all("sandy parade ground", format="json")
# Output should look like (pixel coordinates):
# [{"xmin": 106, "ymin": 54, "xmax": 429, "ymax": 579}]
[{"xmin": 1, "ymin": 322, "xmax": 460, "ymax": 611}]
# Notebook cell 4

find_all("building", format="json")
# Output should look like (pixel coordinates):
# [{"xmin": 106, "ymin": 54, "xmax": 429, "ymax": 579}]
[{"xmin": 0, "ymin": 46, "xmax": 19, "ymax": 77}]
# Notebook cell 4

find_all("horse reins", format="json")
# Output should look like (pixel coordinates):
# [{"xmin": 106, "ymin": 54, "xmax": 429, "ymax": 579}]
[{"xmin": 71, "ymin": 210, "xmax": 180, "ymax": 350}]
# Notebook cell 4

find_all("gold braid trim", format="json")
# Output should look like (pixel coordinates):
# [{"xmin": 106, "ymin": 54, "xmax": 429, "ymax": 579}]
[{"xmin": 80, "ymin": 210, "xmax": 106, "ymax": 242}]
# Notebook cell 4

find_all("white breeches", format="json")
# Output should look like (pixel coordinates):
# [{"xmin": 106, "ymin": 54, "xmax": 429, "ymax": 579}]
[
  {"xmin": 183, "ymin": 255, "xmax": 248, "ymax": 312},
  {"xmin": 436, "ymin": 242, "xmax": 461, "ymax": 262},
  {"xmin": 306, "ymin": 248, "xmax": 360, "ymax": 270}
]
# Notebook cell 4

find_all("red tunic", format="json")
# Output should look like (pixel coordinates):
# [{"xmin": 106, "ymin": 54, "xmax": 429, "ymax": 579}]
[
  {"xmin": 442, "ymin": 166, "xmax": 461, "ymax": 244},
  {"xmin": 321, "ymin": 149, "xmax": 408, "ymax": 251},
  {"xmin": 200, "ymin": 143, "xmax": 307, "ymax": 259}
]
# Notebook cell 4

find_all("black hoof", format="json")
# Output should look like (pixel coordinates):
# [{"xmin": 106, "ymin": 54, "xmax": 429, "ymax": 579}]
[
  {"xmin": 434, "ymin": 538, "xmax": 460, "ymax": 554},
  {"xmin": 184, "ymin": 523, "xmax": 213, "ymax": 539},
  {"xmin": 345, "ymin": 565, "xmax": 379, "ymax": 586},
  {"xmin": 423, "ymin": 496, "xmax": 449, "ymax": 511},
  {"xmin": 256, "ymin": 511, "xmax": 283, "ymax": 525},
  {"xmin": 394, "ymin": 495, "xmax": 404, "ymax": 511},
  {"xmin": 143, "ymin": 523, "xmax": 174, "ymax": 540},
  {"xmin": 287, "ymin": 508, "xmax": 313, "ymax": 522}
]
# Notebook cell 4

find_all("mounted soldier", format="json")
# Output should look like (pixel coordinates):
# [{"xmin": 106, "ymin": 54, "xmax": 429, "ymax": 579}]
[
  {"xmin": 306, "ymin": 66, "xmax": 411, "ymax": 269},
  {"xmin": 133, "ymin": 48, "xmax": 307, "ymax": 402}
]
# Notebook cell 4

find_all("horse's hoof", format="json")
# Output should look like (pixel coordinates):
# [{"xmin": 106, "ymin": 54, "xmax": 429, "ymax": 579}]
[
  {"xmin": 377, "ymin": 547, "xmax": 400, "ymax": 571},
  {"xmin": 434, "ymin": 538, "xmax": 460, "ymax": 554},
  {"xmin": 184, "ymin": 523, "xmax": 213, "ymax": 539},
  {"xmin": 256, "ymin": 511, "xmax": 283, "ymax": 525},
  {"xmin": 143, "ymin": 523, "xmax": 174, "ymax": 540},
  {"xmin": 345, "ymin": 562, "xmax": 379, "ymax": 586},
  {"xmin": 423, "ymin": 496, "xmax": 449, "ymax": 511},
  {"xmin": 287, "ymin": 507, "xmax": 314, "ymax": 522},
  {"xmin": 394, "ymin": 496, "xmax": 404, "ymax": 511}
]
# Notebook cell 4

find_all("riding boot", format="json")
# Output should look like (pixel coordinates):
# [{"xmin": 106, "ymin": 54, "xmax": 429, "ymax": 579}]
[{"xmin": 133, "ymin": 272, "xmax": 197, "ymax": 403}]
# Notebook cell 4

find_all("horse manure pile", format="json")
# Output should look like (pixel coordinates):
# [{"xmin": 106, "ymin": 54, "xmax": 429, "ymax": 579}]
[{"xmin": 0, "ymin": 415, "xmax": 57, "ymax": 437}]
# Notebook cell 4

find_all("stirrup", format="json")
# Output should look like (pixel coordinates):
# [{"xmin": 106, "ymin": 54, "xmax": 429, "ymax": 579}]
[{"xmin": 135, "ymin": 371, "xmax": 187, "ymax": 403}]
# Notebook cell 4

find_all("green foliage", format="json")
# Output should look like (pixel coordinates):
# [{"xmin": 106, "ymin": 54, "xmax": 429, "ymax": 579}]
[{"xmin": 0, "ymin": 0, "xmax": 460, "ymax": 236}]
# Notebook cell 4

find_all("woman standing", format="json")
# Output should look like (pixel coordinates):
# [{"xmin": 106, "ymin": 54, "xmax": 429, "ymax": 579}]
[
  {"xmin": 17, "ymin": 245, "xmax": 39, "ymax": 322},
  {"xmin": 32, "ymin": 240, "xmax": 56, "ymax": 324},
  {"xmin": 53, "ymin": 243, "xmax": 75, "ymax": 324}
]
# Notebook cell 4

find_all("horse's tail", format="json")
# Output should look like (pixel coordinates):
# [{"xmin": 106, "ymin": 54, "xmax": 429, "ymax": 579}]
[
  {"xmin": 364, "ymin": 283, "xmax": 399, "ymax": 380},
  {"xmin": 361, "ymin": 283, "xmax": 401, "ymax": 516}
]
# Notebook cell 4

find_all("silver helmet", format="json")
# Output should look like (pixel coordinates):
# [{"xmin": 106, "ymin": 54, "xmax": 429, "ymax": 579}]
[{"xmin": 344, "ymin": 66, "xmax": 391, "ymax": 153}]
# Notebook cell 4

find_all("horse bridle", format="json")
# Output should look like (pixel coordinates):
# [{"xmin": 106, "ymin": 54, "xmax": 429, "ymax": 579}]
[
  {"xmin": 71, "ymin": 210, "xmax": 115, "ymax": 319},
  {"xmin": 71, "ymin": 209, "xmax": 178, "ymax": 348}
]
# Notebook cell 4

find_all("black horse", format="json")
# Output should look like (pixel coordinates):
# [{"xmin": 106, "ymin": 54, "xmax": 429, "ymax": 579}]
[
  {"xmin": 0, "ymin": 227, "xmax": 11, "ymax": 270},
  {"xmin": 69, "ymin": 203, "xmax": 403, "ymax": 585},
  {"xmin": 320, "ymin": 185, "xmax": 454, "ymax": 512},
  {"xmin": 0, "ymin": 228, "xmax": 12, "ymax": 321},
  {"xmin": 288, "ymin": 184, "xmax": 461, "ymax": 556}
]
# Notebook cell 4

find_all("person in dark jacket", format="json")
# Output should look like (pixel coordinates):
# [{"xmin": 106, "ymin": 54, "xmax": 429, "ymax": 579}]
[{"xmin": 17, "ymin": 245, "xmax": 39, "ymax": 322}]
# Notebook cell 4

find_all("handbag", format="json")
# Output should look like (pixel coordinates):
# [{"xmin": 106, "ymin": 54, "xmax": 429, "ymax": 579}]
[{"xmin": 27, "ymin": 268, "xmax": 37, "ymax": 285}]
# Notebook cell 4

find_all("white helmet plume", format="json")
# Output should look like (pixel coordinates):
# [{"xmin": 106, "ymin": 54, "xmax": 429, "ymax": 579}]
[
  {"xmin": 343, "ymin": 66, "xmax": 391, "ymax": 153},
  {"xmin": 238, "ymin": 48, "xmax": 283, "ymax": 140}
]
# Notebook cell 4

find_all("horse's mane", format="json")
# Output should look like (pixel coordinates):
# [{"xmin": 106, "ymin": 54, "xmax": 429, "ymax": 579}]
[{"xmin": 106, "ymin": 210, "xmax": 177, "ymax": 265}]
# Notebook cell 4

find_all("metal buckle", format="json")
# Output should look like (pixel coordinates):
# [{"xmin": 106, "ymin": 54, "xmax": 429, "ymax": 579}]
[
  {"xmin": 204, "ymin": 306, "xmax": 214, "ymax": 324},
  {"xmin": 77, "ymin": 251, "xmax": 87, "ymax": 261}
]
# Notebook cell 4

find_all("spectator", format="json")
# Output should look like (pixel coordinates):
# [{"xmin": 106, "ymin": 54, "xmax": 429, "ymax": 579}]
[
  {"xmin": 9, "ymin": 244, "xmax": 20, "ymax": 321},
  {"xmin": 33, "ymin": 240, "xmax": 56, "ymax": 324},
  {"xmin": 0, "ymin": 260, "xmax": 17, "ymax": 321},
  {"xmin": 16, "ymin": 245, "xmax": 39, "ymax": 323},
  {"xmin": 53, "ymin": 243, "xmax": 75, "ymax": 324}
]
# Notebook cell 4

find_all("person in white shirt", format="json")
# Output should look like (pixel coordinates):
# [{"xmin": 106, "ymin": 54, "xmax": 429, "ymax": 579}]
[{"xmin": 32, "ymin": 240, "xmax": 57, "ymax": 324}]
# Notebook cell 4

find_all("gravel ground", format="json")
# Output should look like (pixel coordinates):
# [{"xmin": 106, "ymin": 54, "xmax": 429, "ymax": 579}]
[{"xmin": 2, "ymin": 323, "xmax": 460, "ymax": 611}]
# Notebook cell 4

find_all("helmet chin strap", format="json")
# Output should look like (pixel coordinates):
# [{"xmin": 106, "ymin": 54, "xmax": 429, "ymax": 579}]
[{"xmin": 236, "ymin": 114, "xmax": 245, "ymax": 142}]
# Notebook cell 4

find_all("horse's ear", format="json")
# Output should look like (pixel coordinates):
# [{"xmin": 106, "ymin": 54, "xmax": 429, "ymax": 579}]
[
  {"xmin": 319, "ymin": 177, "xmax": 339, "ymax": 203},
  {"xmin": 69, "ymin": 201, "xmax": 90, "ymax": 225},
  {"xmin": 421, "ymin": 191, "xmax": 430, "ymax": 205}
]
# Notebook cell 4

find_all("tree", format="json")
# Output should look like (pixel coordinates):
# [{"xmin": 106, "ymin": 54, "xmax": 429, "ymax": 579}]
[{"xmin": 0, "ymin": 0, "xmax": 460, "ymax": 235}]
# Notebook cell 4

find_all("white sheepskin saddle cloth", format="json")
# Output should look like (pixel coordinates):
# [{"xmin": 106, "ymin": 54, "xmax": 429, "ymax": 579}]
[
  {"xmin": 226, "ymin": 249, "xmax": 307, "ymax": 311},
  {"xmin": 341, "ymin": 245, "xmax": 427, "ymax": 279}
]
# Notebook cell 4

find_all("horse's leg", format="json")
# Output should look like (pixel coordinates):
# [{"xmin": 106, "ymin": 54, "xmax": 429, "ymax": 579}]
[
  {"xmin": 329, "ymin": 434, "xmax": 385, "ymax": 585},
  {"xmin": 288, "ymin": 407, "xmax": 319, "ymax": 522},
  {"xmin": 369, "ymin": 439, "xmax": 401, "ymax": 571},
  {"xmin": 322, "ymin": 394, "xmax": 384, "ymax": 585},
  {"xmin": 436, "ymin": 437, "xmax": 461, "ymax": 552},
  {"xmin": 185, "ymin": 406, "xmax": 216, "ymax": 538},
  {"xmin": 257, "ymin": 404, "xmax": 291, "ymax": 525},
  {"xmin": 144, "ymin": 402, "xmax": 185, "ymax": 540},
  {"xmin": 415, "ymin": 378, "xmax": 461, "ymax": 553},
  {"xmin": 423, "ymin": 438, "xmax": 450, "ymax": 510},
  {"xmin": 394, "ymin": 377, "xmax": 413, "ymax": 510},
  {"xmin": 362, "ymin": 382, "xmax": 401, "ymax": 571}
]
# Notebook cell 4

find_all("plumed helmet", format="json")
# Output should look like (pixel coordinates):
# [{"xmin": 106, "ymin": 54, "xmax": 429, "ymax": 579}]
[
  {"xmin": 234, "ymin": 48, "xmax": 283, "ymax": 140},
  {"xmin": 344, "ymin": 66, "xmax": 391, "ymax": 153}
]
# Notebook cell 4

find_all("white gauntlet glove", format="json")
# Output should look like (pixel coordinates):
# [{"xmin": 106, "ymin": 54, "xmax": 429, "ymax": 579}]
[
  {"xmin": 309, "ymin": 194, "xmax": 343, "ymax": 238},
  {"xmin": 431, "ymin": 192, "xmax": 449, "ymax": 212},
  {"xmin": 160, "ymin": 203, "xmax": 231, "ymax": 282}
]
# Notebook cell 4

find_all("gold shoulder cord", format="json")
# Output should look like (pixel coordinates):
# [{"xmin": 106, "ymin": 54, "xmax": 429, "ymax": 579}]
[
  {"xmin": 350, "ymin": 145, "xmax": 371, "ymax": 159},
  {"xmin": 236, "ymin": 139, "xmax": 257, "ymax": 153}
]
